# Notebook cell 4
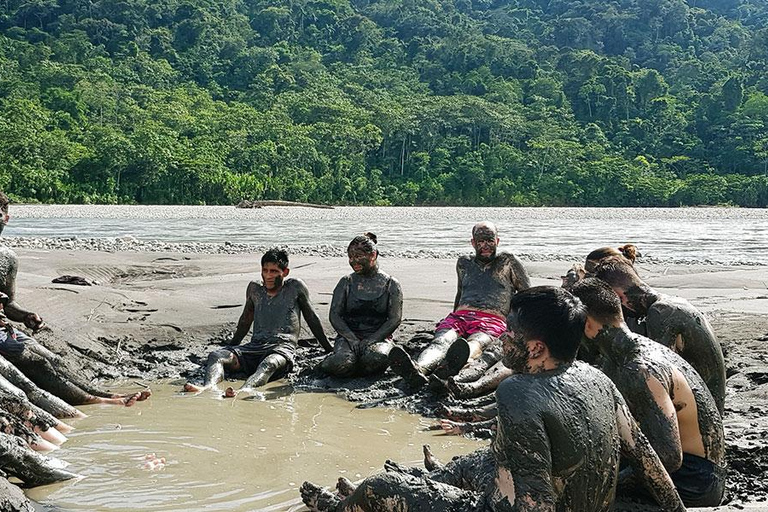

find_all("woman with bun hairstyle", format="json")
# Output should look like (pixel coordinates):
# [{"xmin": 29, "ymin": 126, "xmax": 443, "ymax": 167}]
[
  {"xmin": 320, "ymin": 233, "xmax": 403, "ymax": 377},
  {"xmin": 584, "ymin": 244, "xmax": 641, "ymax": 273}
]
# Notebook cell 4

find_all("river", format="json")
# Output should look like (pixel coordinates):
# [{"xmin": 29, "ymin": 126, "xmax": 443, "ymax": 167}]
[{"xmin": 9, "ymin": 205, "xmax": 768, "ymax": 264}]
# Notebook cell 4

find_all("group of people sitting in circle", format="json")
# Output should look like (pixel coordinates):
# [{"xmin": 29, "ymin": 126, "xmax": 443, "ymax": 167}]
[
  {"xmin": 0, "ymin": 193, "xmax": 727, "ymax": 511},
  {"xmin": 178, "ymin": 219, "xmax": 725, "ymax": 512}
]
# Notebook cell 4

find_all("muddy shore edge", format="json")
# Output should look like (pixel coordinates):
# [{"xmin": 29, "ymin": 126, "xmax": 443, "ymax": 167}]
[{"xmin": 8, "ymin": 248, "xmax": 768, "ymax": 511}]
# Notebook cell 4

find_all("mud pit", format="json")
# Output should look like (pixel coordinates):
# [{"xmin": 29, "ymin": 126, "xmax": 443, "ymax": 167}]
[{"xmin": 9, "ymin": 249, "xmax": 768, "ymax": 510}]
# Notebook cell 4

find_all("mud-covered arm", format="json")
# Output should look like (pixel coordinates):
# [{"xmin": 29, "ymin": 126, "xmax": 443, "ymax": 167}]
[
  {"xmin": 509, "ymin": 255, "xmax": 531, "ymax": 292},
  {"xmin": 297, "ymin": 281, "xmax": 332, "ymax": 352},
  {"xmin": 364, "ymin": 278, "xmax": 403, "ymax": 344},
  {"xmin": 453, "ymin": 258, "xmax": 464, "ymax": 311},
  {"xmin": 227, "ymin": 283, "xmax": 255, "ymax": 346},
  {"xmin": 1, "ymin": 253, "xmax": 41, "ymax": 329},
  {"xmin": 329, "ymin": 277, "xmax": 358, "ymax": 344},
  {"xmin": 487, "ymin": 380, "xmax": 556, "ymax": 512},
  {"xmin": 615, "ymin": 388, "xmax": 685, "ymax": 512},
  {"xmin": 645, "ymin": 304, "xmax": 678, "ymax": 349}
]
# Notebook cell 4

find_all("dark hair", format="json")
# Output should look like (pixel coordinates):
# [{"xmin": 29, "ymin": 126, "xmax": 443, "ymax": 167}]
[
  {"xmin": 261, "ymin": 248, "xmax": 289, "ymax": 270},
  {"xmin": 570, "ymin": 278, "xmax": 623, "ymax": 323},
  {"xmin": 347, "ymin": 232, "xmax": 377, "ymax": 254},
  {"xmin": 593, "ymin": 257, "xmax": 644, "ymax": 289},
  {"xmin": 0, "ymin": 190, "xmax": 8, "ymax": 212},
  {"xmin": 508, "ymin": 286, "xmax": 586, "ymax": 362}
]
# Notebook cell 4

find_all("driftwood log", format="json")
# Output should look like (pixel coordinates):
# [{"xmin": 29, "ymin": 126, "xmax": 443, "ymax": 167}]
[{"xmin": 236, "ymin": 200, "xmax": 334, "ymax": 209}]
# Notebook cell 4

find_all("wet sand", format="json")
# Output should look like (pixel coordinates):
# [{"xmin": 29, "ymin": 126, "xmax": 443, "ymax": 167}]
[{"xmin": 12, "ymin": 248, "xmax": 768, "ymax": 510}]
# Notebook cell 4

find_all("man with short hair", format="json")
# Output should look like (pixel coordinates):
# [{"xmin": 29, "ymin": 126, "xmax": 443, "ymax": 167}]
[
  {"xmin": 389, "ymin": 221, "xmax": 530, "ymax": 389},
  {"xmin": 300, "ymin": 287, "xmax": 685, "ymax": 512},
  {"xmin": 571, "ymin": 278, "xmax": 725, "ymax": 507},
  {"xmin": 593, "ymin": 257, "xmax": 726, "ymax": 414},
  {"xmin": 185, "ymin": 248, "xmax": 331, "ymax": 395},
  {"xmin": 0, "ymin": 191, "xmax": 149, "ymax": 408}
]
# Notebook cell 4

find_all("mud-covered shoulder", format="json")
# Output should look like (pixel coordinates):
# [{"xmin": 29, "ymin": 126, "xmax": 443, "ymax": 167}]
[{"xmin": 495, "ymin": 373, "xmax": 544, "ymax": 414}]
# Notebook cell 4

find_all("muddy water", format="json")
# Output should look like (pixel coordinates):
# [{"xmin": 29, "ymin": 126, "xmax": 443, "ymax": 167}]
[{"xmin": 26, "ymin": 382, "xmax": 484, "ymax": 511}]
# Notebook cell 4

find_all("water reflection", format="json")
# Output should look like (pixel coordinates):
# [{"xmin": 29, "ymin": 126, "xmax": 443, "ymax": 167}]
[{"xmin": 26, "ymin": 382, "xmax": 484, "ymax": 511}]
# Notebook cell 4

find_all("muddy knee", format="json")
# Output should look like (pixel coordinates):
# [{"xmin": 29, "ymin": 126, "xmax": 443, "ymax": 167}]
[
  {"xmin": 320, "ymin": 352, "xmax": 357, "ymax": 377},
  {"xmin": 359, "ymin": 350, "xmax": 389, "ymax": 374}
]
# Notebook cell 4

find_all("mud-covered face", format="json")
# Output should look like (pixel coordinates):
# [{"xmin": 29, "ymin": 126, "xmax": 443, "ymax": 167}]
[
  {"xmin": 501, "ymin": 313, "xmax": 529, "ymax": 373},
  {"xmin": 261, "ymin": 262, "xmax": 288, "ymax": 291},
  {"xmin": 471, "ymin": 229, "xmax": 498, "ymax": 263},
  {"xmin": 348, "ymin": 245, "xmax": 377, "ymax": 275}
]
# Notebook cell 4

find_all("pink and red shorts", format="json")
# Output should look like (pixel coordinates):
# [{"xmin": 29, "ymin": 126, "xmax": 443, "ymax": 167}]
[{"xmin": 435, "ymin": 310, "xmax": 507, "ymax": 338}]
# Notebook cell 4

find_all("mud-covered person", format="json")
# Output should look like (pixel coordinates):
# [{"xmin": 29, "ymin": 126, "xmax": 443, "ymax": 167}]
[
  {"xmin": 593, "ymin": 257, "xmax": 726, "ymax": 414},
  {"xmin": 300, "ymin": 287, "xmax": 685, "ymax": 512},
  {"xmin": 0, "ymin": 192, "xmax": 148, "ymax": 408},
  {"xmin": 388, "ymin": 221, "xmax": 530, "ymax": 389},
  {"xmin": 185, "ymin": 248, "xmax": 332, "ymax": 396},
  {"xmin": 320, "ymin": 233, "xmax": 403, "ymax": 377},
  {"xmin": 571, "ymin": 278, "xmax": 725, "ymax": 507}
]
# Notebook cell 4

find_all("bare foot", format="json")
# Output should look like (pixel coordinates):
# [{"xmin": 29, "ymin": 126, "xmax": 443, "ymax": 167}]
[
  {"xmin": 388, "ymin": 346, "xmax": 428, "ymax": 390},
  {"xmin": 30, "ymin": 438, "xmax": 58, "ymax": 453},
  {"xmin": 36, "ymin": 426, "xmax": 67, "ymax": 446},
  {"xmin": 423, "ymin": 444, "xmax": 442, "ymax": 471},
  {"xmin": 336, "ymin": 477, "xmax": 356, "ymax": 497},
  {"xmin": 300, "ymin": 481, "xmax": 341, "ymax": 512},
  {"xmin": 440, "ymin": 419, "xmax": 466, "ymax": 436},
  {"xmin": 55, "ymin": 421, "xmax": 75, "ymax": 434},
  {"xmin": 223, "ymin": 387, "xmax": 237, "ymax": 398},
  {"xmin": 122, "ymin": 392, "xmax": 141, "ymax": 407},
  {"xmin": 383, "ymin": 459, "xmax": 427, "ymax": 478},
  {"xmin": 183, "ymin": 382, "xmax": 206, "ymax": 393}
]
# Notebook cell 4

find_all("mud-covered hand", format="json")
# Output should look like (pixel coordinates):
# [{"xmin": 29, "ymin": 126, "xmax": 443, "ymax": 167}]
[{"xmin": 24, "ymin": 312, "xmax": 43, "ymax": 332}]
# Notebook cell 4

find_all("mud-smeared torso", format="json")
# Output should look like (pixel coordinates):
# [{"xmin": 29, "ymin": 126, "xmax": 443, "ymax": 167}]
[
  {"xmin": 601, "ymin": 331, "xmax": 725, "ymax": 465},
  {"xmin": 490, "ymin": 362, "xmax": 620, "ymax": 512},
  {"xmin": 456, "ymin": 253, "xmax": 529, "ymax": 317},
  {"xmin": 646, "ymin": 294, "xmax": 725, "ymax": 414},
  {"xmin": 336, "ymin": 271, "xmax": 395, "ymax": 337},
  {"xmin": 247, "ymin": 278, "xmax": 306, "ymax": 345}
]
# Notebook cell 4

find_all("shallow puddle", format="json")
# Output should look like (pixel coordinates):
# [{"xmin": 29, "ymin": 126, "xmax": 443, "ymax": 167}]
[{"xmin": 26, "ymin": 382, "xmax": 485, "ymax": 511}]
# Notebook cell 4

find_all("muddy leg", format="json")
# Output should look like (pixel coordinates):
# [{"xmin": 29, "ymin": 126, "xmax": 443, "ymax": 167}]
[
  {"xmin": 319, "ymin": 338, "xmax": 358, "ymax": 377},
  {"xmin": 464, "ymin": 333, "xmax": 494, "ymax": 360},
  {"xmin": 0, "ymin": 432, "xmax": 80, "ymax": 486},
  {"xmin": 423, "ymin": 444, "xmax": 443, "ymax": 472},
  {"xmin": 453, "ymin": 340, "xmax": 502, "ymax": 383},
  {"xmin": 185, "ymin": 349, "xmax": 237, "ymax": 393},
  {"xmin": 433, "ymin": 338, "xmax": 470, "ymax": 379},
  {"xmin": 225, "ymin": 354, "xmax": 289, "ymax": 397},
  {"xmin": 0, "ymin": 361, "xmax": 84, "ymax": 418},
  {"xmin": 389, "ymin": 330, "xmax": 457, "ymax": 389},
  {"xmin": 300, "ymin": 481, "xmax": 342, "ymax": 512},
  {"xmin": 359, "ymin": 340, "xmax": 393, "ymax": 375},
  {"xmin": 448, "ymin": 360, "xmax": 511, "ymax": 399},
  {"xmin": 414, "ymin": 330, "xmax": 458, "ymax": 374}
]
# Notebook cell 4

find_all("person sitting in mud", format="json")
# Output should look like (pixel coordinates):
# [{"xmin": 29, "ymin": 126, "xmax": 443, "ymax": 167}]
[
  {"xmin": 300, "ymin": 287, "xmax": 685, "ymax": 512},
  {"xmin": 320, "ymin": 233, "xmax": 403, "ymax": 377},
  {"xmin": 184, "ymin": 248, "xmax": 332, "ymax": 396},
  {"xmin": 571, "ymin": 278, "xmax": 725, "ymax": 507},
  {"xmin": 388, "ymin": 221, "xmax": 530, "ymax": 390},
  {"xmin": 593, "ymin": 257, "xmax": 726, "ymax": 414},
  {"xmin": 0, "ymin": 192, "xmax": 149, "ymax": 409}
]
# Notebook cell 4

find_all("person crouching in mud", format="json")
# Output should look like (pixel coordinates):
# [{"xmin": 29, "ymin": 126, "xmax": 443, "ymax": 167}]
[
  {"xmin": 300, "ymin": 287, "xmax": 685, "ymax": 512},
  {"xmin": 388, "ymin": 221, "xmax": 530, "ymax": 390},
  {"xmin": 184, "ymin": 248, "xmax": 332, "ymax": 397},
  {"xmin": 571, "ymin": 278, "xmax": 725, "ymax": 507},
  {"xmin": 320, "ymin": 233, "xmax": 403, "ymax": 377}
]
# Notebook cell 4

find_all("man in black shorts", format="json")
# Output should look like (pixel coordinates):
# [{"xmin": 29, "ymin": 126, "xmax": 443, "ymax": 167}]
[{"xmin": 184, "ymin": 248, "xmax": 331, "ymax": 396}]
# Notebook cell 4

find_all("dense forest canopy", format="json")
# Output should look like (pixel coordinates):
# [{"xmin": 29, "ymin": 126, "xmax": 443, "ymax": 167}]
[{"xmin": 1, "ymin": 0, "xmax": 767, "ymax": 206}]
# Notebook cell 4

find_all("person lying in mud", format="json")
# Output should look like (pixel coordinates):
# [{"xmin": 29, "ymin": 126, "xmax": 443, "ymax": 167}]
[
  {"xmin": 320, "ymin": 233, "xmax": 403, "ymax": 377},
  {"xmin": 185, "ymin": 248, "xmax": 332, "ymax": 396},
  {"xmin": 0, "ymin": 194, "xmax": 150, "ymax": 408},
  {"xmin": 300, "ymin": 287, "xmax": 685, "ymax": 512},
  {"xmin": 388, "ymin": 221, "xmax": 530, "ymax": 390},
  {"xmin": 571, "ymin": 278, "xmax": 725, "ymax": 507},
  {"xmin": 593, "ymin": 257, "xmax": 726, "ymax": 414}
]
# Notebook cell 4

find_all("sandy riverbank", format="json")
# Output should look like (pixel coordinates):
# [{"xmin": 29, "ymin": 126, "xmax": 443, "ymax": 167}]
[{"xmin": 10, "ymin": 248, "xmax": 768, "ymax": 510}]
